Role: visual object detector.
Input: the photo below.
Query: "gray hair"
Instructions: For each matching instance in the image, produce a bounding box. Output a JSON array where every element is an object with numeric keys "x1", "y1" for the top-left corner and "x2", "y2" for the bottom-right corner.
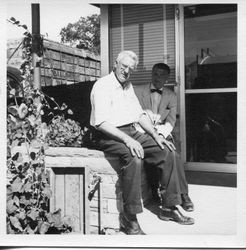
[{"x1": 115, "y1": 50, "x2": 139, "y2": 68}]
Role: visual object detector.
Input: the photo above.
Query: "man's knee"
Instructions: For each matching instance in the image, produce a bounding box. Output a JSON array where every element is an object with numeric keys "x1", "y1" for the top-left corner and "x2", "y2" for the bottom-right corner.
[{"x1": 121, "y1": 153, "x2": 142, "y2": 172}]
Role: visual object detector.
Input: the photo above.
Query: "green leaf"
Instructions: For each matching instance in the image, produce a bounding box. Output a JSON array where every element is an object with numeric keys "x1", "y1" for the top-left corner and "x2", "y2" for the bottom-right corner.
[
  {"x1": 15, "y1": 132, "x2": 23, "y2": 139},
  {"x1": 17, "y1": 153, "x2": 23, "y2": 163},
  {"x1": 13, "y1": 195, "x2": 20, "y2": 207},
  {"x1": 67, "y1": 109, "x2": 73, "y2": 115},
  {"x1": 7, "y1": 221, "x2": 16, "y2": 234},
  {"x1": 23, "y1": 182, "x2": 32, "y2": 192},
  {"x1": 42, "y1": 185, "x2": 52, "y2": 198},
  {"x1": 22, "y1": 24, "x2": 28, "y2": 30},
  {"x1": 12, "y1": 139, "x2": 19, "y2": 147},
  {"x1": 8, "y1": 106, "x2": 18, "y2": 116},
  {"x1": 30, "y1": 152, "x2": 36, "y2": 160},
  {"x1": 61, "y1": 103, "x2": 68, "y2": 110},
  {"x1": 10, "y1": 17, "x2": 16, "y2": 22},
  {"x1": 62, "y1": 215, "x2": 75, "y2": 229},
  {"x1": 46, "y1": 209, "x2": 63, "y2": 228},
  {"x1": 17, "y1": 209, "x2": 26, "y2": 220},
  {"x1": 12, "y1": 152, "x2": 23, "y2": 163},
  {"x1": 12, "y1": 152, "x2": 19, "y2": 161},
  {"x1": 27, "y1": 115, "x2": 36, "y2": 126},
  {"x1": 22, "y1": 162, "x2": 30, "y2": 173},
  {"x1": 7, "y1": 200, "x2": 18, "y2": 214},
  {"x1": 38, "y1": 221, "x2": 50, "y2": 234},
  {"x1": 27, "y1": 208, "x2": 39, "y2": 221},
  {"x1": 6, "y1": 186, "x2": 13, "y2": 201},
  {"x1": 11, "y1": 177, "x2": 23, "y2": 192},
  {"x1": 9, "y1": 216, "x2": 23, "y2": 232},
  {"x1": 30, "y1": 198, "x2": 37, "y2": 205},
  {"x1": 26, "y1": 224, "x2": 36, "y2": 234},
  {"x1": 10, "y1": 89, "x2": 16, "y2": 96},
  {"x1": 19, "y1": 195, "x2": 31, "y2": 206},
  {"x1": 30, "y1": 139, "x2": 40, "y2": 148}
]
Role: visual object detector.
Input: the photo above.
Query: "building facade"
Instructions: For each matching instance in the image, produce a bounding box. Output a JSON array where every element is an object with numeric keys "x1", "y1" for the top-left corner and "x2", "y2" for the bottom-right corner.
[{"x1": 98, "y1": 3, "x2": 237, "y2": 175}]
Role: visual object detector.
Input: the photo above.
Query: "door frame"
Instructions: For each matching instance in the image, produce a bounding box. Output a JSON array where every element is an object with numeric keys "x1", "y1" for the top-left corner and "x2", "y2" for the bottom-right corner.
[{"x1": 175, "y1": 4, "x2": 237, "y2": 173}]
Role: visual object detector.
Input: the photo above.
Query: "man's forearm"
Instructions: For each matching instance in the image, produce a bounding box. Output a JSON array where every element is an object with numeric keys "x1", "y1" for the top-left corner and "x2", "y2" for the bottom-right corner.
[
  {"x1": 96, "y1": 121, "x2": 132, "y2": 144},
  {"x1": 138, "y1": 114, "x2": 159, "y2": 138}
]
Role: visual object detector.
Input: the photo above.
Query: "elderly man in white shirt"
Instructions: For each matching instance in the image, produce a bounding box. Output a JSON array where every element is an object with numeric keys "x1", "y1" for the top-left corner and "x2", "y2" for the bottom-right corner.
[{"x1": 90, "y1": 51, "x2": 194, "y2": 235}]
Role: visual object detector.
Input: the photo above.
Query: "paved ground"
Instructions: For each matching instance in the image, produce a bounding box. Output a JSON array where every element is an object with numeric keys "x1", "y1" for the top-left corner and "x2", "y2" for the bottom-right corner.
[{"x1": 137, "y1": 184, "x2": 237, "y2": 235}]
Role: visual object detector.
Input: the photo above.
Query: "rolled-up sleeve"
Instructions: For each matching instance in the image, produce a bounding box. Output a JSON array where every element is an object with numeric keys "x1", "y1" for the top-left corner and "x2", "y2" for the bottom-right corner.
[{"x1": 90, "y1": 82, "x2": 111, "y2": 127}]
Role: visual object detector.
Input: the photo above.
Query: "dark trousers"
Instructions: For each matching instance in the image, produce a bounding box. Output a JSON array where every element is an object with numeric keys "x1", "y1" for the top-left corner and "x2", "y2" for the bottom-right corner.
[{"x1": 95, "y1": 124, "x2": 188, "y2": 214}]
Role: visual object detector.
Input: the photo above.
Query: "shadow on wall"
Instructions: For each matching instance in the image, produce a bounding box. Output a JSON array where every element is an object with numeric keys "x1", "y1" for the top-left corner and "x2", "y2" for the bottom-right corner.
[{"x1": 42, "y1": 81, "x2": 96, "y2": 129}]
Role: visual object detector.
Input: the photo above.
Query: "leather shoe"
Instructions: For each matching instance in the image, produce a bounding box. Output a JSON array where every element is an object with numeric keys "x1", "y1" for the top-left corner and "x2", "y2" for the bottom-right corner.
[
  {"x1": 181, "y1": 193, "x2": 194, "y2": 212},
  {"x1": 158, "y1": 206, "x2": 194, "y2": 225},
  {"x1": 120, "y1": 213, "x2": 146, "y2": 235}
]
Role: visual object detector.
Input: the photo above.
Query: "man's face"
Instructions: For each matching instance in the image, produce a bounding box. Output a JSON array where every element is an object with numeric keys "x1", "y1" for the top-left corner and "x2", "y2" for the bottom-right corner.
[
  {"x1": 115, "y1": 56, "x2": 136, "y2": 84},
  {"x1": 152, "y1": 68, "x2": 169, "y2": 89}
]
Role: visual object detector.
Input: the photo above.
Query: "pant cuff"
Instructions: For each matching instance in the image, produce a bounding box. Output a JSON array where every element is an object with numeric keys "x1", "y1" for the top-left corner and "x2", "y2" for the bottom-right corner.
[
  {"x1": 161, "y1": 192, "x2": 182, "y2": 207},
  {"x1": 124, "y1": 204, "x2": 143, "y2": 214}
]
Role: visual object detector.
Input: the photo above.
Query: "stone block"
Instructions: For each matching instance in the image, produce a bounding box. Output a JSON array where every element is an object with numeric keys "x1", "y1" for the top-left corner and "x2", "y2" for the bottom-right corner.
[
  {"x1": 103, "y1": 213, "x2": 120, "y2": 229},
  {"x1": 107, "y1": 198, "x2": 123, "y2": 214}
]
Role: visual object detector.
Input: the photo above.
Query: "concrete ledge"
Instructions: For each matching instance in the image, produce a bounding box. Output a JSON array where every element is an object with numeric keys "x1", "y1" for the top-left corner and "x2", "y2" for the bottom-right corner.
[{"x1": 45, "y1": 147, "x2": 119, "y2": 175}]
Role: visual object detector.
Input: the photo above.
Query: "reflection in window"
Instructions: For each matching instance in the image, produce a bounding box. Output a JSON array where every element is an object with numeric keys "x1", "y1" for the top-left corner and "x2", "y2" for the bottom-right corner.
[
  {"x1": 184, "y1": 4, "x2": 237, "y2": 164},
  {"x1": 186, "y1": 93, "x2": 237, "y2": 163},
  {"x1": 184, "y1": 4, "x2": 237, "y2": 89}
]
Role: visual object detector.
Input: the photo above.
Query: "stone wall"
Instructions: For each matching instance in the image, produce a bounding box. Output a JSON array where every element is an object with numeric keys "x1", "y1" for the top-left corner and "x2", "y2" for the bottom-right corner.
[
  {"x1": 45, "y1": 147, "x2": 152, "y2": 234},
  {"x1": 45, "y1": 147, "x2": 123, "y2": 234}
]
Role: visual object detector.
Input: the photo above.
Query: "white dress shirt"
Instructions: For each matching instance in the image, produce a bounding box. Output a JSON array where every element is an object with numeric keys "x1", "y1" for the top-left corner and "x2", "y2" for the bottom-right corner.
[
  {"x1": 90, "y1": 72, "x2": 144, "y2": 127},
  {"x1": 150, "y1": 83, "x2": 162, "y2": 114},
  {"x1": 150, "y1": 83, "x2": 173, "y2": 138}
]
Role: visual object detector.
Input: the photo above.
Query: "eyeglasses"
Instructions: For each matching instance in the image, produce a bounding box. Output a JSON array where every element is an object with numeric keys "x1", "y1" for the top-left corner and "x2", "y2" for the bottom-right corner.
[{"x1": 120, "y1": 63, "x2": 135, "y2": 73}]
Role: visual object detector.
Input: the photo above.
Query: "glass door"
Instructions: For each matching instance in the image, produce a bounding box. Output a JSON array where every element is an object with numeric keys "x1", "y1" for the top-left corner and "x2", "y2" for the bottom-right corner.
[{"x1": 178, "y1": 4, "x2": 237, "y2": 173}]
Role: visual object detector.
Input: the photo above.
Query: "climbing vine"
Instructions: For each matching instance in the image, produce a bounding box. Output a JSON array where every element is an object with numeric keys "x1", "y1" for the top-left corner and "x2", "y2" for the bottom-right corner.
[{"x1": 6, "y1": 17, "x2": 77, "y2": 234}]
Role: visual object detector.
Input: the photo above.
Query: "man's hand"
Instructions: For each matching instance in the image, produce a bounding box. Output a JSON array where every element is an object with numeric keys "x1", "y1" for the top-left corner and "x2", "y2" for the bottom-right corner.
[
  {"x1": 160, "y1": 137, "x2": 176, "y2": 152},
  {"x1": 151, "y1": 132, "x2": 164, "y2": 150},
  {"x1": 152, "y1": 132, "x2": 176, "y2": 152},
  {"x1": 123, "y1": 137, "x2": 144, "y2": 159},
  {"x1": 146, "y1": 110, "x2": 161, "y2": 125}
]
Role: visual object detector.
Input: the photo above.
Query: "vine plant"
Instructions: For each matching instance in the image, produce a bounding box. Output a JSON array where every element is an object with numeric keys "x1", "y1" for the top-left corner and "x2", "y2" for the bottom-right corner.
[{"x1": 7, "y1": 17, "x2": 76, "y2": 234}]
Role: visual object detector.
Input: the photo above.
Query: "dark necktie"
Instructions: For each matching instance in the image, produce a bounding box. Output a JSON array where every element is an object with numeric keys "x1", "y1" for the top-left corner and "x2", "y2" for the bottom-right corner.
[{"x1": 151, "y1": 88, "x2": 162, "y2": 95}]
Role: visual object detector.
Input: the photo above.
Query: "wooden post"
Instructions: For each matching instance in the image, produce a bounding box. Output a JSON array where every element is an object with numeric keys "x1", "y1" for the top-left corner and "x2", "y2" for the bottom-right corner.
[{"x1": 32, "y1": 4, "x2": 41, "y2": 89}]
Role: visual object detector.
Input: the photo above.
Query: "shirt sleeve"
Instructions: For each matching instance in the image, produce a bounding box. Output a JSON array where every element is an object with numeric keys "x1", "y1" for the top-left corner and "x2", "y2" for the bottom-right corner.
[
  {"x1": 90, "y1": 81, "x2": 111, "y2": 127},
  {"x1": 156, "y1": 122, "x2": 173, "y2": 138}
]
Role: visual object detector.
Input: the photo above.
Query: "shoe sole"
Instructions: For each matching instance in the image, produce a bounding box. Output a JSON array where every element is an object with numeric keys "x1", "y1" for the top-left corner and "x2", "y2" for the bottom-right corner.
[
  {"x1": 119, "y1": 225, "x2": 128, "y2": 235},
  {"x1": 158, "y1": 215, "x2": 195, "y2": 225},
  {"x1": 120, "y1": 222, "x2": 146, "y2": 235},
  {"x1": 182, "y1": 207, "x2": 194, "y2": 212}
]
